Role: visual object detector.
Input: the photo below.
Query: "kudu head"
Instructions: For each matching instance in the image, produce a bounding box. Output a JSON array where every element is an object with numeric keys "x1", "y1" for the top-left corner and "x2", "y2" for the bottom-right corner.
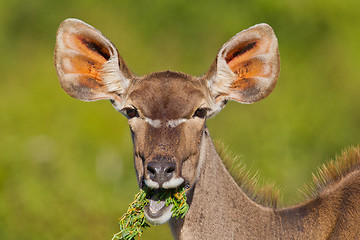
[{"x1": 54, "y1": 19, "x2": 280, "y2": 225}]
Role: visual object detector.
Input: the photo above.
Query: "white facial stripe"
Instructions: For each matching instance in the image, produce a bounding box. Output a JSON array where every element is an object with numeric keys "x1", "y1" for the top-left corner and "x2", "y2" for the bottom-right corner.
[
  {"x1": 167, "y1": 118, "x2": 187, "y2": 128},
  {"x1": 145, "y1": 179, "x2": 160, "y2": 189},
  {"x1": 144, "y1": 118, "x2": 187, "y2": 128},
  {"x1": 145, "y1": 118, "x2": 161, "y2": 128},
  {"x1": 162, "y1": 177, "x2": 184, "y2": 189}
]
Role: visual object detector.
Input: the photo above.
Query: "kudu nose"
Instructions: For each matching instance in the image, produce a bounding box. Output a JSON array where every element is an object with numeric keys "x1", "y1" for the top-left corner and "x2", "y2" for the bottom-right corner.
[{"x1": 146, "y1": 161, "x2": 176, "y2": 188}]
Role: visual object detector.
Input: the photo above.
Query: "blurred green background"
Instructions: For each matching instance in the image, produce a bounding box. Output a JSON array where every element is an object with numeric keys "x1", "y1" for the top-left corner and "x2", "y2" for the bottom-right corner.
[{"x1": 1, "y1": 0, "x2": 360, "y2": 239}]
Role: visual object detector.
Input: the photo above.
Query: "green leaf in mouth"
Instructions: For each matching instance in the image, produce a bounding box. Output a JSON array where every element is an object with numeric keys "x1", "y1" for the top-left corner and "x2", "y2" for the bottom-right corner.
[{"x1": 112, "y1": 187, "x2": 189, "y2": 240}]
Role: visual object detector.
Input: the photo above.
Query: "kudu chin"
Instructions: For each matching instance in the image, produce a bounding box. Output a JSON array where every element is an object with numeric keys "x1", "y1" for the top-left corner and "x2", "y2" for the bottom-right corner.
[{"x1": 55, "y1": 19, "x2": 360, "y2": 239}]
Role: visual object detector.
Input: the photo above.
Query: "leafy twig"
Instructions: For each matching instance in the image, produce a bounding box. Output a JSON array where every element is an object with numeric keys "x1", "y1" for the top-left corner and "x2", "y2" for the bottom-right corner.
[
  {"x1": 112, "y1": 187, "x2": 189, "y2": 240},
  {"x1": 112, "y1": 190, "x2": 150, "y2": 240}
]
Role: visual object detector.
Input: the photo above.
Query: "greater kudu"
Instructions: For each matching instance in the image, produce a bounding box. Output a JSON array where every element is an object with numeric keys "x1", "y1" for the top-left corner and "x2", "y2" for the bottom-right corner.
[{"x1": 54, "y1": 19, "x2": 360, "y2": 239}]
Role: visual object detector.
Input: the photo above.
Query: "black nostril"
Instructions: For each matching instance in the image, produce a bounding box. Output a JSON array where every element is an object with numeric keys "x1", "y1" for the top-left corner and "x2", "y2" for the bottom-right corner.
[
  {"x1": 147, "y1": 165, "x2": 156, "y2": 175},
  {"x1": 146, "y1": 160, "x2": 176, "y2": 187},
  {"x1": 166, "y1": 165, "x2": 175, "y2": 174}
]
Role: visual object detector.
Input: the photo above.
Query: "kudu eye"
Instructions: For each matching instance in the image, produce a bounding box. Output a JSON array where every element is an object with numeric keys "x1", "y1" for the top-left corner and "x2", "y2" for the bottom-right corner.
[
  {"x1": 124, "y1": 107, "x2": 139, "y2": 119},
  {"x1": 193, "y1": 108, "x2": 208, "y2": 119}
]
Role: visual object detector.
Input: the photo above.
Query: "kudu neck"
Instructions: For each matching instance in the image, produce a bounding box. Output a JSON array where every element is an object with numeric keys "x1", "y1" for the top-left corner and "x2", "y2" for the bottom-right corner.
[{"x1": 169, "y1": 128, "x2": 274, "y2": 239}]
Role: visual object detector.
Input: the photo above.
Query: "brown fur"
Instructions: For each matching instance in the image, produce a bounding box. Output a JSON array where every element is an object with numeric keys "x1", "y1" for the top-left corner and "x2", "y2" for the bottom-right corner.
[
  {"x1": 170, "y1": 132, "x2": 360, "y2": 240},
  {"x1": 302, "y1": 146, "x2": 360, "y2": 200},
  {"x1": 216, "y1": 140, "x2": 281, "y2": 208},
  {"x1": 218, "y1": 140, "x2": 360, "y2": 211},
  {"x1": 55, "y1": 19, "x2": 360, "y2": 239}
]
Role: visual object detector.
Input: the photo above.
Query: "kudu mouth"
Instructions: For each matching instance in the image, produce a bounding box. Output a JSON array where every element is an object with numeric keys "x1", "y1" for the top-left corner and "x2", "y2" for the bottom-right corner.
[
  {"x1": 138, "y1": 134, "x2": 202, "y2": 224},
  {"x1": 142, "y1": 178, "x2": 189, "y2": 225},
  {"x1": 143, "y1": 189, "x2": 174, "y2": 225}
]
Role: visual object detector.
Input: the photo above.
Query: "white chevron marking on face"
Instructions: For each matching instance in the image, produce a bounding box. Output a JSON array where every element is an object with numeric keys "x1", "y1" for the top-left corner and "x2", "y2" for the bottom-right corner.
[
  {"x1": 145, "y1": 118, "x2": 162, "y2": 128},
  {"x1": 144, "y1": 118, "x2": 187, "y2": 128},
  {"x1": 167, "y1": 118, "x2": 187, "y2": 128}
]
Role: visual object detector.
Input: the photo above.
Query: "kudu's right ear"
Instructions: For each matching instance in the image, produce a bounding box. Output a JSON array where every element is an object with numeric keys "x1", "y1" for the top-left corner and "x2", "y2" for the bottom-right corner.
[
  {"x1": 204, "y1": 23, "x2": 280, "y2": 114},
  {"x1": 54, "y1": 18, "x2": 133, "y2": 102}
]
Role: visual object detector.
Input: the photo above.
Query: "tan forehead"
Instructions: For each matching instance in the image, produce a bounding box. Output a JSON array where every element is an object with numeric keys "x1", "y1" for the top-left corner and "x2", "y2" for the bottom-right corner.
[{"x1": 129, "y1": 72, "x2": 206, "y2": 119}]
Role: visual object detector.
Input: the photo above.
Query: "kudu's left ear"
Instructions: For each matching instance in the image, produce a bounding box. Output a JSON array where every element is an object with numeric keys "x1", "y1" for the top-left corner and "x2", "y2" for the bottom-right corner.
[
  {"x1": 54, "y1": 18, "x2": 133, "y2": 102},
  {"x1": 205, "y1": 23, "x2": 280, "y2": 107}
]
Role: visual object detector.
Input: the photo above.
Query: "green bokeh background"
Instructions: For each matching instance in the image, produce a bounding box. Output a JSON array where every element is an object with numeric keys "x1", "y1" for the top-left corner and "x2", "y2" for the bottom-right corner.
[{"x1": 1, "y1": 0, "x2": 360, "y2": 239}]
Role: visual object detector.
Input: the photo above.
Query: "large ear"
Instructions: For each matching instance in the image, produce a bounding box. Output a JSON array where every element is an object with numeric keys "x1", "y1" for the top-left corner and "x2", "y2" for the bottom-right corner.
[
  {"x1": 205, "y1": 23, "x2": 280, "y2": 107},
  {"x1": 54, "y1": 18, "x2": 133, "y2": 102}
]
